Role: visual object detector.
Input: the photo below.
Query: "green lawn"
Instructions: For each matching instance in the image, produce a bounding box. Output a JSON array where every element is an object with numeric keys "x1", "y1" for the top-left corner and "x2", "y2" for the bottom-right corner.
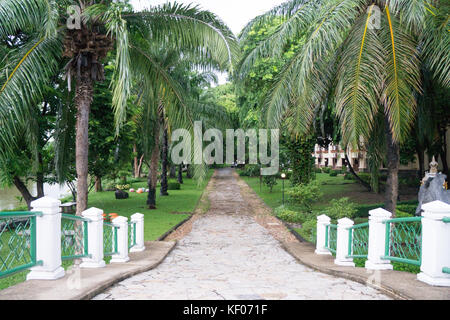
[
  {"x1": 87, "y1": 171, "x2": 213, "y2": 241},
  {"x1": 0, "y1": 170, "x2": 213, "y2": 291}
]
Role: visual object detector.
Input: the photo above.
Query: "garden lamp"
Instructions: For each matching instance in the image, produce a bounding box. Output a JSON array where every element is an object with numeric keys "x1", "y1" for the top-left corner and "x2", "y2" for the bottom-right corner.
[{"x1": 281, "y1": 173, "x2": 287, "y2": 205}]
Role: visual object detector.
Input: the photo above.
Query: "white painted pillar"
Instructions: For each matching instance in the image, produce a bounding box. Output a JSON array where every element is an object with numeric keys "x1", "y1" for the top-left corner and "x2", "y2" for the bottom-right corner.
[
  {"x1": 130, "y1": 213, "x2": 145, "y2": 253},
  {"x1": 335, "y1": 218, "x2": 355, "y2": 267},
  {"x1": 110, "y1": 216, "x2": 130, "y2": 263},
  {"x1": 365, "y1": 208, "x2": 393, "y2": 270},
  {"x1": 27, "y1": 197, "x2": 65, "y2": 280},
  {"x1": 80, "y1": 207, "x2": 106, "y2": 268},
  {"x1": 315, "y1": 214, "x2": 332, "y2": 255},
  {"x1": 417, "y1": 201, "x2": 450, "y2": 287}
]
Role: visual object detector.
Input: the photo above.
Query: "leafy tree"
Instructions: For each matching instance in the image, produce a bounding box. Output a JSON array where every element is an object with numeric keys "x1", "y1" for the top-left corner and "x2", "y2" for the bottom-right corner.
[
  {"x1": 1, "y1": 0, "x2": 238, "y2": 216},
  {"x1": 239, "y1": 0, "x2": 449, "y2": 215}
]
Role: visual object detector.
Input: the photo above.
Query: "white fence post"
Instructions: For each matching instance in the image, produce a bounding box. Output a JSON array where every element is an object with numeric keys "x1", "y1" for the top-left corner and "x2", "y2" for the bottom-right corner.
[
  {"x1": 27, "y1": 197, "x2": 65, "y2": 280},
  {"x1": 335, "y1": 218, "x2": 355, "y2": 266},
  {"x1": 130, "y1": 213, "x2": 145, "y2": 253},
  {"x1": 80, "y1": 207, "x2": 106, "y2": 268},
  {"x1": 315, "y1": 214, "x2": 331, "y2": 255},
  {"x1": 417, "y1": 201, "x2": 450, "y2": 286},
  {"x1": 110, "y1": 216, "x2": 130, "y2": 263},
  {"x1": 365, "y1": 208, "x2": 393, "y2": 270}
]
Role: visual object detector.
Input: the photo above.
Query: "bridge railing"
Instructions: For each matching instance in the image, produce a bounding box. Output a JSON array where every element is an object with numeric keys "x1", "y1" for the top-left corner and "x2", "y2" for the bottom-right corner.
[
  {"x1": 0, "y1": 197, "x2": 145, "y2": 282},
  {"x1": 315, "y1": 201, "x2": 450, "y2": 287}
]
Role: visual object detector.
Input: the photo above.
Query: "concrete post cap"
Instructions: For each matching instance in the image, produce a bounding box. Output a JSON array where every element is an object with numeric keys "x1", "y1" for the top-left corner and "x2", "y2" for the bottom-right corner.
[
  {"x1": 317, "y1": 214, "x2": 331, "y2": 222},
  {"x1": 338, "y1": 217, "x2": 354, "y2": 226},
  {"x1": 369, "y1": 208, "x2": 392, "y2": 218},
  {"x1": 112, "y1": 216, "x2": 128, "y2": 224},
  {"x1": 82, "y1": 207, "x2": 104, "y2": 218},
  {"x1": 131, "y1": 213, "x2": 144, "y2": 220},
  {"x1": 422, "y1": 201, "x2": 450, "y2": 214},
  {"x1": 31, "y1": 196, "x2": 61, "y2": 208}
]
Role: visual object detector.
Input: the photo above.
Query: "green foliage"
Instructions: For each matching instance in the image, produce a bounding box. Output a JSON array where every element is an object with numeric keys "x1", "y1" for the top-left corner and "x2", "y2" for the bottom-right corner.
[
  {"x1": 274, "y1": 206, "x2": 302, "y2": 223},
  {"x1": 296, "y1": 219, "x2": 317, "y2": 243},
  {"x1": 329, "y1": 171, "x2": 338, "y2": 177},
  {"x1": 239, "y1": 165, "x2": 261, "y2": 177},
  {"x1": 321, "y1": 167, "x2": 331, "y2": 174},
  {"x1": 263, "y1": 176, "x2": 278, "y2": 193},
  {"x1": 287, "y1": 181, "x2": 323, "y2": 212},
  {"x1": 283, "y1": 134, "x2": 315, "y2": 186},
  {"x1": 396, "y1": 204, "x2": 418, "y2": 216},
  {"x1": 325, "y1": 197, "x2": 358, "y2": 220},
  {"x1": 168, "y1": 182, "x2": 181, "y2": 190}
]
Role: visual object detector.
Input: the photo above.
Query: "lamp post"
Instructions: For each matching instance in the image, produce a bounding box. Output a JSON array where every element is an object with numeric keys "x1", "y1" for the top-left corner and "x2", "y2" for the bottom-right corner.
[{"x1": 281, "y1": 173, "x2": 287, "y2": 205}]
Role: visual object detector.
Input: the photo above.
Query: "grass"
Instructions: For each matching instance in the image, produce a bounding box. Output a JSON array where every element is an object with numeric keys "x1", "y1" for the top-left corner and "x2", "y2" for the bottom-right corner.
[{"x1": 0, "y1": 170, "x2": 213, "y2": 291}]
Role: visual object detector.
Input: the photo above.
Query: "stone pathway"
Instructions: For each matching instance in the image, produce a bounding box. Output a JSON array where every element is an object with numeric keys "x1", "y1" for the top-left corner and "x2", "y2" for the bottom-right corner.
[{"x1": 93, "y1": 169, "x2": 390, "y2": 300}]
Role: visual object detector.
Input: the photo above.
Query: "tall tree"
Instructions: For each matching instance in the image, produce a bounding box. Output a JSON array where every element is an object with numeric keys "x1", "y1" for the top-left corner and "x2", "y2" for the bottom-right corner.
[
  {"x1": 239, "y1": 0, "x2": 449, "y2": 215},
  {"x1": 0, "y1": 0, "x2": 238, "y2": 216}
]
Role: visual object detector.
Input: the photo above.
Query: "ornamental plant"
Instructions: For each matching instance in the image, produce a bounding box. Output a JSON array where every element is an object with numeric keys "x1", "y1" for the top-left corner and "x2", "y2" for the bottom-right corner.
[{"x1": 287, "y1": 181, "x2": 323, "y2": 212}]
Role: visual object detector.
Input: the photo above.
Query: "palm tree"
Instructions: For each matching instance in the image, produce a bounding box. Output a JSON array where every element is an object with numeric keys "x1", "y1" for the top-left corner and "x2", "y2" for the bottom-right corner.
[
  {"x1": 0, "y1": 1, "x2": 238, "y2": 215},
  {"x1": 239, "y1": 0, "x2": 449, "y2": 214},
  {"x1": 134, "y1": 44, "x2": 234, "y2": 209}
]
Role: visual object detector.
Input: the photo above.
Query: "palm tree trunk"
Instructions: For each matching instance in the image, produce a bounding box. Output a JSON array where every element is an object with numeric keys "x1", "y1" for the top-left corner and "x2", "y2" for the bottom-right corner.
[
  {"x1": 147, "y1": 119, "x2": 160, "y2": 209},
  {"x1": 178, "y1": 164, "x2": 184, "y2": 184},
  {"x1": 75, "y1": 69, "x2": 93, "y2": 216},
  {"x1": 345, "y1": 154, "x2": 372, "y2": 192},
  {"x1": 384, "y1": 116, "x2": 400, "y2": 216},
  {"x1": 36, "y1": 152, "x2": 45, "y2": 198},
  {"x1": 133, "y1": 144, "x2": 139, "y2": 178},
  {"x1": 95, "y1": 176, "x2": 103, "y2": 192},
  {"x1": 169, "y1": 165, "x2": 176, "y2": 179},
  {"x1": 13, "y1": 176, "x2": 35, "y2": 210},
  {"x1": 160, "y1": 115, "x2": 169, "y2": 196}
]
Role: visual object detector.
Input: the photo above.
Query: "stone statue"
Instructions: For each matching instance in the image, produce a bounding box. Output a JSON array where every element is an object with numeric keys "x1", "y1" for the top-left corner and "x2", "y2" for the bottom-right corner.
[{"x1": 416, "y1": 157, "x2": 450, "y2": 215}]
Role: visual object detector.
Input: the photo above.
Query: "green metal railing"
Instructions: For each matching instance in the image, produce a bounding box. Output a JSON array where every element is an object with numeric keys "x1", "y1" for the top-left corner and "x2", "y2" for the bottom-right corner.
[
  {"x1": 128, "y1": 221, "x2": 136, "y2": 249},
  {"x1": 104, "y1": 223, "x2": 119, "y2": 256},
  {"x1": 325, "y1": 224, "x2": 337, "y2": 254},
  {"x1": 347, "y1": 222, "x2": 369, "y2": 259},
  {"x1": 0, "y1": 212, "x2": 43, "y2": 278},
  {"x1": 443, "y1": 219, "x2": 450, "y2": 274},
  {"x1": 61, "y1": 214, "x2": 90, "y2": 261},
  {"x1": 382, "y1": 217, "x2": 423, "y2": 266}
]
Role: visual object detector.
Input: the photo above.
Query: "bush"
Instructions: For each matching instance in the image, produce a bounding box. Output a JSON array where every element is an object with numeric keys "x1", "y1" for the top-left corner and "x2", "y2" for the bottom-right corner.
[
  {"x1": 168, "y1": 182, "x2": 181, "y2": 190},
  {"x1": 325, "y1": 197, "x2": 358, "y2": 220},
  {"x1": 322, "y1": 167, "x2": 331, "y2": 174},
  {"x1": 396, "y1": 204, "x2": 418, "y2": 216},
  {"x1": 263, "y1": 176, "x2": 278, "y2": 192},
  {"x1": 274, "y1": 206, "x2": 304, "y2": 223},
  {"x1": 298, "y1": 219, "x2": 317, "y2": 243},
  {"x1": 287, "y1": 181, "x2": 323, "y2": 212},
  {"x1": 314, "y1": 168, "x2": 322, "y2": 173},
  {"x1": 239, "y1": 165, "x2": 261, "y2": 177},
  {"x1": 329, "y1": 171, "x2": 338, "y2": 177},
  {"x1": 344, "y1": 173, "x2": 355, "y2": 180}
]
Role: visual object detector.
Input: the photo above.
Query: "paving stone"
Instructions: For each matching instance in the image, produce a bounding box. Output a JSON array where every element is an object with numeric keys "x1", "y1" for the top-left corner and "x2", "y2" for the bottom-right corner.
[{"x1": 94, "y1": 169, "x2": 390, "y2": 300}]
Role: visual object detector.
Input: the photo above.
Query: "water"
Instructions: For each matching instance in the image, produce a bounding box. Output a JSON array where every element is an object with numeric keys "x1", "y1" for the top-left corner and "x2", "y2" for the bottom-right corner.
[{"x1": 0, "y1": 182, "x2": 71, "y2": 211}]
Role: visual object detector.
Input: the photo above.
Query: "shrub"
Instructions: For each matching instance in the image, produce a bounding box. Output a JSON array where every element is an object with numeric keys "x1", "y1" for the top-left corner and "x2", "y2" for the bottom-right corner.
[
  {"x1": 314, "y1": 168, "x2": 322, "y2": 174},
  {"x1": 322, "y1": 167, "x2": 331, "y2": 174},
  {"x1": 298, "y1": 219, "x2": 317, "y2": 243},
  {"x1": 168, "y1": 182, "x2": 181, "y2": 190},
  {"x1": 329, "y1": 171, "x2": 338, "y2": 177},
  {"x1": 344, "y1": 173, "x2": 355, "y2": 180},
  {"x1": 287, "y1": 181, "x2": 323, "y2": 212},
  {"x1": 274, "y1": 206, "x2": 303, "y2": 223},
  {"x1": 325, "y1": 197, "x2": 358, "y2": 220},
  {"x1": 263, "y1": 176, "x2": 278, "y2": 192},
  {"x1": 396, "y1": 204, "x2": 418, "y2": 216},
  {"x1": 239, "y1": 165, "x2": 261, "y2": 177}
]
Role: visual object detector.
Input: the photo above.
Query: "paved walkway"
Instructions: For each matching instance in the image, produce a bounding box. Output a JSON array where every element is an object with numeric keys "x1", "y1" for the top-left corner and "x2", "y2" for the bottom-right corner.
[{"x1": 94, "y1": 169, "x2": 390, "y2": 300}]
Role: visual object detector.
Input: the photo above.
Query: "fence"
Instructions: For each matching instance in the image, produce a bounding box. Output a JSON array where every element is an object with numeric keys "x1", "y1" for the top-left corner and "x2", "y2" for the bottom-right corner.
[
  {"x1": 103, "y1": 222, "x2": 119, "y2": 257},
  {"x1": 0, "y1": 197, "x2": 145, "y2": 281},
  {"x1": 0, "y1": 212, "x2": 42, "y2": 279},
  {"x1": 347, "y1": 222, "x2": 369, "y2": 259},
  {"x1": 61, "y1": 214, "x2": 90, "y2": 261},
  {"x1": 382, "y1": 217, "x2": 422, "y2": 266},
  {"x1": 325, "y1": 224, "x2": 337, "y2": 254},
  {"x1": 315, "y1": 200, "x2": 450, "y2": 287}
]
